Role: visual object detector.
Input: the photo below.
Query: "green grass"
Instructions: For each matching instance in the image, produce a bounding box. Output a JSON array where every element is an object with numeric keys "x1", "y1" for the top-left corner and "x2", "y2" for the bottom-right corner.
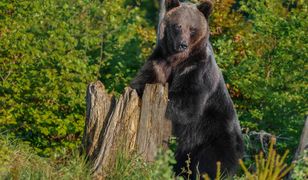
[
  {"x1": 105, "y1": 149, "x2": 175, "y2": 180},
  {"x1": 2, "y1": 134, "x2": 305, "y2": 180},
  {"x1": 0, "y1": 135, "x2": 92, "y2": 180},
  {"x1": 0, "y1": 134, "x2": 175, "y2": 180}
]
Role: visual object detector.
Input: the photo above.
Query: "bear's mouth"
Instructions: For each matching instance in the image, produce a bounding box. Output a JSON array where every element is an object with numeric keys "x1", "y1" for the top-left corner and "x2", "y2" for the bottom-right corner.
[{"x1": 173, "y1": 42, "x2": 188, "y2": 53}]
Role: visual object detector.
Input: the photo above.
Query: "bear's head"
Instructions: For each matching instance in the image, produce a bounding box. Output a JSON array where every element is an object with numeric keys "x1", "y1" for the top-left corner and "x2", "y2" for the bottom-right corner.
[{"x1": 159, "y1": 0, "x2": 213, "y2": 60}]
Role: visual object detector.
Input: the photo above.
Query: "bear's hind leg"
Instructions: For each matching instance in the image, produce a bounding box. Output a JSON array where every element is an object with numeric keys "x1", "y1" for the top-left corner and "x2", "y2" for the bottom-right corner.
[{"x1": 192, "y1": 139, "x2": 239, "y2": 179}]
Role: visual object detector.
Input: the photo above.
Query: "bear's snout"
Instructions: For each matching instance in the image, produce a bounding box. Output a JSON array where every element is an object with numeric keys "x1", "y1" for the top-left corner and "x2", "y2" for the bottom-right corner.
[
  {"x1": 178, "y1": 40, "x2": 188, "y2": 51},
  {"x1": 174, "y1": 40, "x2": 188, "y2": 52}
]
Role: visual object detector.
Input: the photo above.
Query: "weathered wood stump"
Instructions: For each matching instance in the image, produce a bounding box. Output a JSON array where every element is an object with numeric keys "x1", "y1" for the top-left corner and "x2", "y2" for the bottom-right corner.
[{"x1": 82, "y1": 81, "x2": 171, "y2": 179}]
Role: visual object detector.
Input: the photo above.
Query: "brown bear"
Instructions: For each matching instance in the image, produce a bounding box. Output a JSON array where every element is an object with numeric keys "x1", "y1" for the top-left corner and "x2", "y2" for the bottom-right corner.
[{"x1": 130, "y1": 0, "x2": 244, "y2": 179}]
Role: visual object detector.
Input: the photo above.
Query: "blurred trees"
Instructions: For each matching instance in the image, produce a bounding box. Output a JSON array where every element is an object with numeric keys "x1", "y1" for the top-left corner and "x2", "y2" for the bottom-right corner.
[
  {"x1": 0, "y1": 0, "x2": 306, "y2": 155},
  {"x1": 212, "y1": 0, "x2": 307, "y2": 150},
  {"x1": 99, "y1": 0, "x2": 156, "y2": 94},
  {"x1": 0, "y1": 0, "x2": 157, "y2": 155},
  {"x1": 0, "y1": 0, "x2": 105, "y2": 155}
]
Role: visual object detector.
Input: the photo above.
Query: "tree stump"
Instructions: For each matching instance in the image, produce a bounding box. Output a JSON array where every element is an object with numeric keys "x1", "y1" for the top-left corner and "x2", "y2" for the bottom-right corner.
[
  {"x1": 137, "y1": 83, "x2": 171, "y2": 161},
  {"x1": 82, "y1": 81, "x2": 171, "y2": 179}
]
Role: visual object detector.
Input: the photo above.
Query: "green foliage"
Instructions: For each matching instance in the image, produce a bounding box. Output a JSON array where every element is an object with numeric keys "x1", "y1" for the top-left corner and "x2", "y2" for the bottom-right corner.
[
  {"x1": 151, "y1": 149, "x2": 177, "y2": 179},
  {"x1": 0, "y1": 134, "x2": 299, "y2": 180},
  {"x1": 0, "y1": 134, "x2": 92, "y2": 179},
  {"x1": 0, "y1": 0, "x2": 306, "y2": 162},
  {"x1": 0, "y1": 0, "x2": 107, "y2": 155},
  {"x1": 105, "y1": 149, "x2": 175, "y2": 180},
  {"x1": 292, "y1": 150, "x2": 308, "y2": 180},
  {"x1": 212, "y1": 0, "x2": 307, "y2": 151},
  {"x1": 99, "y1": 0, "x2": 156, "y2": 94},
  {"x1": 0, "y1": 0, "x2": 157, "y2": 156},
  {"x1": 239, "y1": 137, "x2": 294, "y2": 179}
]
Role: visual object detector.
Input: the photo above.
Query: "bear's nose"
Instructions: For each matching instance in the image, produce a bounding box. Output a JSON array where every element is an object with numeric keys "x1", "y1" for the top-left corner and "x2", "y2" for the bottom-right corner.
[{"x1": 179, "y1": 41, "x2": 188, "y2": 50}]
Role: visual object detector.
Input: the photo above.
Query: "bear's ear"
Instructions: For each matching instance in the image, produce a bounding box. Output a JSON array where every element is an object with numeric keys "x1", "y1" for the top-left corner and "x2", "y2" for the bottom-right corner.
[
  {"x1": 197, "y1": 0, "x2": 213, "y2": 20},
  {"x1": 165, "y1": 0, "x2": 180, "y2": 11}
]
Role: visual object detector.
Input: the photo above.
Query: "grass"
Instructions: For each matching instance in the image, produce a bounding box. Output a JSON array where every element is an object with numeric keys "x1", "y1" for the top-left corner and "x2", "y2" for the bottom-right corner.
[
  {"x1": 238, "y1": 137, "x2": 295, "y2": 180},
  {"x1": 0, "y1": 134, "x2": 175, "y2": 180},
  {"x1": 0, "y1": 135, "x2": 92, "y2": 180},
  {"x1": 105, "y1": 149, "x2": 175, "y2": 180},
  {"x1": 0, "y1": 135, "x2": 301, "y2": 180}
]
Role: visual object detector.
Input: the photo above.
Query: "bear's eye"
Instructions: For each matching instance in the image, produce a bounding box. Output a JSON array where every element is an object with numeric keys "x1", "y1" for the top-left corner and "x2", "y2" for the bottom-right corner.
[
  {"x1": 174, "y1": 24, "x2": 181, "y2": 32},
  {"x1": 190, "y1": 27, "x2": 197, "y2": 36}
]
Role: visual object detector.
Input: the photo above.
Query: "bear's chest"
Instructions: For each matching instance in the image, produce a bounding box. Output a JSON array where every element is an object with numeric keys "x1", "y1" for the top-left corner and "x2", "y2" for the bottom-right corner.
[{"x1": 169, "y1": 62, "x2": 206, "y2": 92}]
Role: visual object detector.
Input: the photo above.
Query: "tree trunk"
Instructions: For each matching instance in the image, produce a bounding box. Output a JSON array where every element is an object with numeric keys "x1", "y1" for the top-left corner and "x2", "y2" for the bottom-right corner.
[
  {"x1": 286, "y1": 117, "x2": 308, "y2": 180},
  {"x1": 82, "y1": 81, "x2": 171, "y2": 179},
  {"x1": 294, "y1": 117, "x2": 308, "y2": 160}
]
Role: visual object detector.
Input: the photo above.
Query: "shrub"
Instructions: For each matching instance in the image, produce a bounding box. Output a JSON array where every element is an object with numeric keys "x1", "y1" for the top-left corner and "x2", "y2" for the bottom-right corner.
[
  {"x1": 239, "y1": 137, "x2": 294, "y2": 179},
  {"x1": 105, "y1": 149, "x2": 175, "y2": 180},
  {"x1": 0, "y1": 0, "x2": 104, "y2": 155},
  {"x1": 212, "y1": 0, "x2": 307, "y2": 152},
  {"x1": 292, "y1": 150, "x2": 308, "y2": 180}
]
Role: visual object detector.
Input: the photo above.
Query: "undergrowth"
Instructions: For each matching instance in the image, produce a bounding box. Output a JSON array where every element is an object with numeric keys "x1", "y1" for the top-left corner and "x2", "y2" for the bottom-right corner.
[
  {"x1": 0, "y1": 135, "x2": 91, "y2": 180},
  {"x1": 292, "y1": 150, "x2": 308, "y2": 180},
  {"x1": 105, "y1": 149, "x2": 175, "y2": 180},
  {"x1": 1, "y1": 134, "x2": 306, "y2": 180}
]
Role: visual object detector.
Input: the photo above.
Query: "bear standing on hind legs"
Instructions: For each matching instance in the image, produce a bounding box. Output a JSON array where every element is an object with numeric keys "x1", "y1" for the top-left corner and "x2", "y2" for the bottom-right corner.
[{"x1": 130, "y1": 0, "x2": 244, "y2": 179}]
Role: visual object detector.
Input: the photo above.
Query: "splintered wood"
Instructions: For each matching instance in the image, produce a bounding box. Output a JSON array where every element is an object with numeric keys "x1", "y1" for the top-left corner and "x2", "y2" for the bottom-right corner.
[
  {"x1": 137, "y1": 84, "x2": 171, "y2": 161},
  {"x1": 82, "y1": 81, "x2": 171, "y2": 178}
]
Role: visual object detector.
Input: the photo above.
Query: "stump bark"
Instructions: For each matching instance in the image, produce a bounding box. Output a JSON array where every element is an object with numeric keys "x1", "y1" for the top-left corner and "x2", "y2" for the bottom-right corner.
[{"x1": 82, "y1": 81, "x2": 171, "y2": 179}]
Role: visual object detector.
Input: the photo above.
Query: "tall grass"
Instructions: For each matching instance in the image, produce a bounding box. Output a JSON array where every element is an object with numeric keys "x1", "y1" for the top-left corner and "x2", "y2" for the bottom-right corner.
[
  {"x1": 105, "y1": 149, "x2": 175, "y2": 180},
  {"x1": 1, "y1": 135, "x2": 300, "y2": 180},
  {"x1": 0, "y1": 135, "x2": 92, "y2": 180},
  {"x1": 238, "y1": 137, "x2": 294, "y2": 180}
]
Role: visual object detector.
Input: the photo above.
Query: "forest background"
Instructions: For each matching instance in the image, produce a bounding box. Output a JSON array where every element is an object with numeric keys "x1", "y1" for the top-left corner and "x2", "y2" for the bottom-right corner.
[{"x1": 0, "y1": 0, "x2": 307, "y2": 178}]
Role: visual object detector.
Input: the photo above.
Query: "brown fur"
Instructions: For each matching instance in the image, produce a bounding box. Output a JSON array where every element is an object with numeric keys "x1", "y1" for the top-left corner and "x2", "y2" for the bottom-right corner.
[{"x1": 130, "y1": 1, "x2": 244, "y2": 178}]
